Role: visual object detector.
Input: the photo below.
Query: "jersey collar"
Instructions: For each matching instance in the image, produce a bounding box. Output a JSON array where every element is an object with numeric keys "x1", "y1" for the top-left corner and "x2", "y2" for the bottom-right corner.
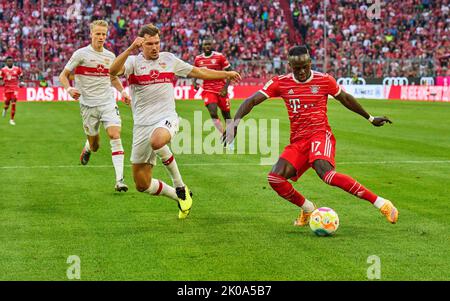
[{"x1": 292, "y1": 71, "x2": 314, "y2": 84}]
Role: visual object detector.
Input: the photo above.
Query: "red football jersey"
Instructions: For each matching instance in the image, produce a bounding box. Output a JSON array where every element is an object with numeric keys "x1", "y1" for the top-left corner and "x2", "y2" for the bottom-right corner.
[
  {"x1": 259, "y1": 71, "x2": 342, "y2": 143},
  {"x1": 0, "y1": 66, "x2": 22, "y2": 93},
  {"x1": 194, "y1": 51, "x2": 230, "y2": 93}
]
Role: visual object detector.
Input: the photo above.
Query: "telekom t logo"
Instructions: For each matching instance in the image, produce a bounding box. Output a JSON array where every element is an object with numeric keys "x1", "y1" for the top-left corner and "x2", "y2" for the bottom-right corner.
[{"x1": 289, "y1": 98, "x2": 301, "y2": 113}]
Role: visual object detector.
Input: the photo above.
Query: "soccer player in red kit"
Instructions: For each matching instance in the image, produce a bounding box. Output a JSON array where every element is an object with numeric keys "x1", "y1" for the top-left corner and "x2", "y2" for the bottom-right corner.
[
  {"x1": 225, "y1": 46, "x2": 399, "y2": 226},
  {"x1": 193, "y1": 37, "x2": 234, "y2": 148},
  {"x1": 0, "y1": 57, "x2": 24, "y2": 125}
]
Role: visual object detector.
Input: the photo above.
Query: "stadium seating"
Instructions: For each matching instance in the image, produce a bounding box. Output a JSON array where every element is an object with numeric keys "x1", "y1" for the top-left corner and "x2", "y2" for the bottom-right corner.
[{"x1": 0, "y1": 0, "x2": 448, "y2": 84}]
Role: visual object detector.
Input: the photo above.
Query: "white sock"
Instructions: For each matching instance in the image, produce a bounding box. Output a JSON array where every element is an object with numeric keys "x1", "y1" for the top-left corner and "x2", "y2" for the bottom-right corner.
[
  {"x1": 154, "y1": 145, "x2": 184, "y2": 188},
  {"x1": 373, "y1": 197, "x2": 387, "y2": 209},
  {"x1": 145, "y1": 178, "x2": 178, "y2": 201},
  {"x1": 110, "y1": 139, "x2": 124, "y2": 182},
  {"x1": 301, "y1": 199, "x2": 315, "y2": 212},
  {"x1": 84, "y1": 140, "x2": 91, "y2": 152}
]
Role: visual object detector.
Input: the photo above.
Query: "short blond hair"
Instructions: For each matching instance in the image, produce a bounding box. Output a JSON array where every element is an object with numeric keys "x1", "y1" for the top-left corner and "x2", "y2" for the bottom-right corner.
[{"x1": 90, "y1": 20, "x2": 109, "y2": 32}]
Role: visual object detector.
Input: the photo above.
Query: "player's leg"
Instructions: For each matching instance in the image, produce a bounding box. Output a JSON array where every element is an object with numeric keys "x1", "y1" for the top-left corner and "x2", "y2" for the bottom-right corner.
[
  {"x1": 9, "y1": 99, "x2": 16, "y2": 125},
  {"x1": 132, "y1": 127, "x2": 191, "y2": 219},
  {"x1": 267, "y1": 142, "x2": 316, "y2": 226},
  {"x1": 203, "y1": 91, "x2": 224, "y2": 134},
  {"x1": 206, "y1": 103, "x2": 224, "y2": 134},
  {"x1": 150, "y1": 121, "x2": 192, "y2": 203},
  {"x1": 218, "y1": 97, "x2": 234, "y2": 150},
  {"x1": 311, "y1": 131, "x2": 398, "y2": 223},
  {"x1": 106, "y1": 125, "x2": 127, "y2": 192},
  {"x1": 3, "y1": 93, "x2": 10, "y2": 117},
  {"x1": 102, "y1": 103, "x2": 127, "y2": 191},
  {"x1": 9, "y1": 92, "x2": 17, "y2": 124},
  {"x1": 80, "y1": 134, "x2": 99, "y2": 165},
  {"x1": 79, "y1": 105, "x2": 101, "y2": 165},
  {"x1": 133, "y1": 163, "x2": 178, "y2": 201}
]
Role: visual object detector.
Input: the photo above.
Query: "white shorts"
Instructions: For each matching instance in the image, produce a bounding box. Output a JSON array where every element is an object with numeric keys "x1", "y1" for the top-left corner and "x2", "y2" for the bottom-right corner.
[
  {"x1": 80, "y1": 103, "x2": 122, "y2": 136},
  {"x1": 130, "y1": 116, "x2": 180, "y2": 165}
]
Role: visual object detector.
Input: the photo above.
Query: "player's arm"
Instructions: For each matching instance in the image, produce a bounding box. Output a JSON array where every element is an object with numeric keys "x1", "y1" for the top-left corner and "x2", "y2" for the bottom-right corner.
[
  {"x1": 110, "y1": 37, "x2": 144, "y2": 77},
  {"x1": 59, "y1": 68, "x2": 80, "y2": 99},
  {"x1": 222, "y1": 91, "x2": 268, "y2": 144},
  {"x1": 334, "y1": 90, "x2": 392, "y2": 127},
  {"x1": 110, "y1": 75, "x2": 131, "y2": 105},
  {"x1": 188, "y1": 66, "x2": 241, "y2": 82}
]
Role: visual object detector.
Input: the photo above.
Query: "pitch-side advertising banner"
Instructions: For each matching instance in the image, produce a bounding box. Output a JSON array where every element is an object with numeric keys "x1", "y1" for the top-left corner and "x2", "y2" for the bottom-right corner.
[{"x1": 0, "y1": 85, "x2": 449, "y2": 102}]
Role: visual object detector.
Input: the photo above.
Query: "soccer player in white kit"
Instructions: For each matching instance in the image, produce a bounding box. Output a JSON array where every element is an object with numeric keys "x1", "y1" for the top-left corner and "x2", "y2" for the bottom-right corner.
[
  {"x1": 110, "y1": 24, "x2": 241, "y2": 219},
  {"x1": 59, "y1": 20, "x2": 130, "y2": 192}
]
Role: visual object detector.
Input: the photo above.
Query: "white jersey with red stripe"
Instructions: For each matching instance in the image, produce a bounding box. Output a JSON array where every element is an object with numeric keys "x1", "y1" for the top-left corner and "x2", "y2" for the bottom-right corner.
[
  {"x1": 259, "y1": 71, "x2": 342, "y2": 143},
  {"x1": 64, "y1": 45, "x2": 116, "y2": 107},
  {"x1": 124, "y1": 52, "x2": 194, "y2": 126}
]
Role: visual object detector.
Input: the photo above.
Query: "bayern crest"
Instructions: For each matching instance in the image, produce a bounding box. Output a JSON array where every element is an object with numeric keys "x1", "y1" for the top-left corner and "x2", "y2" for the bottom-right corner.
[{"x1": 310, "y1": 85, "x2": 320, "y2": 94}]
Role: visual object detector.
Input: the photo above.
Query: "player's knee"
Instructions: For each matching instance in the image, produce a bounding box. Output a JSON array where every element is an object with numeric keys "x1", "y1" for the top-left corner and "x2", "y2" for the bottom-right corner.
[
  {"x1": 313, "y1": 161, "x2": 333, "y2": 181},
  {"x1": 109, "y1": 133, "x2": 120, "y2": 140},
  {"x1": 134, "y1": 177, "x2": 149, "y2": 192},
  {"x1": 136, "y1": 184, "x2": 148, "y2": 192},
  {"x1": 150, "y1": 140, "x2": 166, "y2": 150},
  {"x1": 267, "y1": 172, "x2": 286, "y2": 189}
]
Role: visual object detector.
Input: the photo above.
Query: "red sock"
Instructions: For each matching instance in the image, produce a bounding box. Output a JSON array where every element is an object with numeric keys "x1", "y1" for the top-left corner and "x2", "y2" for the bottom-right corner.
[
  {"x1": 323, "y1": 170, "x2": 378, "y2": 204},
  {"x1": 4, "y1": 99, "x2": 10, "y2": 110},
  {"x1": 267, "y1": 173, "x2": 305, "y2": 207},
  {"x1": 11, "y1": 102, "x2": 16, "y2": 120}
]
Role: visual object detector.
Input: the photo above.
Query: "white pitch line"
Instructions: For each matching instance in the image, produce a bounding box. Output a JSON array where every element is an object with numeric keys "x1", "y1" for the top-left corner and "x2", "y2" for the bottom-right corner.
[{"x1": 1, "y1": 160, "x2": 450, "y2": 169}]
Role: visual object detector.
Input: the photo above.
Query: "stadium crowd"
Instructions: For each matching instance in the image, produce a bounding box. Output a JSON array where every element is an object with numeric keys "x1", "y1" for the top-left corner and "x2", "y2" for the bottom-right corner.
[
  {"x1": 0, "y1": 0, "x2": 448, "y2": 84},
  {"x1": 290, "y1": 0, "x2": 449, "y2": 78}
]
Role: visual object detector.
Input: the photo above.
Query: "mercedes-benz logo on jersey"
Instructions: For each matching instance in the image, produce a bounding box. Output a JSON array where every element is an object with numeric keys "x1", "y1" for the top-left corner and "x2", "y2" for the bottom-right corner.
[
  {"x1": 96, "y1": 64, "x2": 105, "y2": 72},
  {"x1": 149, "y1": 69, "x2": 160, "y2": 79}
]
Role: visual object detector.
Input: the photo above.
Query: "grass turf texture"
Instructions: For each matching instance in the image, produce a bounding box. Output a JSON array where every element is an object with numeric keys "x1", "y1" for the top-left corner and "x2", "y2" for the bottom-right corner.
[{"x1": 0, "y1": 99, "x2": 449, "y2": 280}]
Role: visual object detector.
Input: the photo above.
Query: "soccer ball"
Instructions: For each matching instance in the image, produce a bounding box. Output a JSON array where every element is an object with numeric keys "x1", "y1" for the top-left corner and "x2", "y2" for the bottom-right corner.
[{"x1": 309, "y1": 207, "x2": 339, "y2": 236}]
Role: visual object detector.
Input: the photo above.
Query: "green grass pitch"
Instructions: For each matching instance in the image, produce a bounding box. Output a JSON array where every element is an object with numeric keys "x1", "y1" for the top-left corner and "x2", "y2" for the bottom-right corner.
[{"x1": 0, "y1": 98, "x2": 449, "y2": 280}]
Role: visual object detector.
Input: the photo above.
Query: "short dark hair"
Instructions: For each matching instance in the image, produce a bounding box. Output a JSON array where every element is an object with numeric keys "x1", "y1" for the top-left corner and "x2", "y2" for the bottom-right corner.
[
  {"x1": 288, "y1": 46, "x2": 309, "y2": 57},
  {"x1": 6, "y1": 56, "x2": 13, "y2": 61},
  {"x1": 138, "y1": 23, "x2": 160, "y2": 37}
]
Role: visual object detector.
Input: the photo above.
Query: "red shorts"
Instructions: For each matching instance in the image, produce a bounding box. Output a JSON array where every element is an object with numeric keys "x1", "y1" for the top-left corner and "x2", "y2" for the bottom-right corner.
[
  {"x1": 280, "y1": 130, "x2": 336, "y2": 181},
  {"x1": 4, "y1": 91, "x2": 17, "y2": 101},
  {"x1": 202, "y1": 91, "x2": 230, "y2": 112}
]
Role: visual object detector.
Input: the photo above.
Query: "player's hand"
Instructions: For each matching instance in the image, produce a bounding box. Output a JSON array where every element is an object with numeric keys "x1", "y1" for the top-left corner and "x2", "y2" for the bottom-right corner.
[
  {"x1": 226, "y1": 71, "x2": 241, "y2": 83},
  {"x1": 219, "y1": 87, "x2": 228, "y2": 97},
  {"x1": 67, "y1": 87, "x2": 81, "y2": 100},
  {"x1": 19, "y1": 82, "x2": 26, "y2": 87},
  {"x1": 130, "y1": 37, "x2": 145, "y2": 51},
  {"x1": 121, "y1": 90, "x2": 131, "y2": 105},
  {"x1": 371, "y1": 116, "x2": 392, "y2": 127}
]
